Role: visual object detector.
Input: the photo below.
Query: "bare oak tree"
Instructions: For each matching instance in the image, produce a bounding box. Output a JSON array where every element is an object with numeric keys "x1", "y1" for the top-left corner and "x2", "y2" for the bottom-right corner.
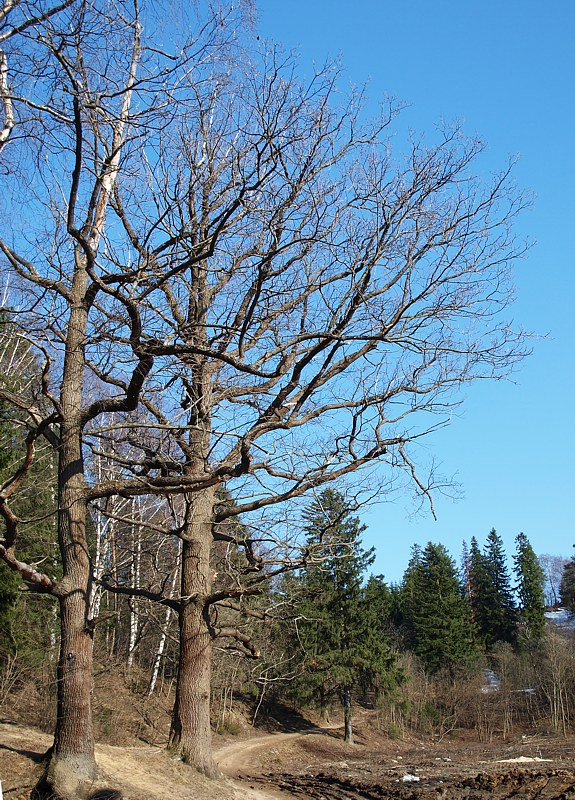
[
  {"x1": 0, "y1": 0, "x2": 527, "y2": 791},
  {"x1": 82, "y1": 37, "x2": 526, "y2": 775},
  {"x1": 0, "y1": 1, "x2": 247, "y2": 795}
]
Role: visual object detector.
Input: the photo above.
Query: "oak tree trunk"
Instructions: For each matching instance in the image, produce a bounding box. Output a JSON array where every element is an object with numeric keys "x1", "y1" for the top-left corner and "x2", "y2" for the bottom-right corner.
[
  {"x1": 168, "y1": 486, "x2": 219, "y2": 777},
  {"x1": 46, "y1": 575, "x2": 98, "y2": 798},
  {"x1": 35, "y1": 277, "x2": 100, "y2": 799}
]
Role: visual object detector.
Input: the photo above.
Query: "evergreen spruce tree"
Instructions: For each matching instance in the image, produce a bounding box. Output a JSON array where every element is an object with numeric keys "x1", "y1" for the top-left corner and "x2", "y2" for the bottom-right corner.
[
  {"x1": 391, "y1": 543, "x2": 422, "y2": 648},
  {"x1": 513, "y1": 531, "x2": 546, "y2": 644},
  {"x1": 467, "y1": 536, "x2": 492, "y2": 648},
  {"x1": 0, "y1": 317, "x2": 59, "y2": 673},
  {"x1": 559, "y1": 557, "x2": 575, "y2": 612},
  {"x1": 361, "y1": 575, "x2": 400, "y2": 696},
  {"x1": 400, "y1": 542, "x2": 478, "y2": 677},
  {"x1": 484, "y1": 528, "x2": 517, "y2": 646},
  {"x1": 460, "y1": 540, "x2": 471, "y2": 599},
  {"x1": 363, "y1": 574, "x2": 393, "y2": 627},
  {"x1": 469, "y1": 530, "x2": 517, "y2": 650},
  {"x1": 293, "y1": 489, "x2": 399, "y2": 743}
]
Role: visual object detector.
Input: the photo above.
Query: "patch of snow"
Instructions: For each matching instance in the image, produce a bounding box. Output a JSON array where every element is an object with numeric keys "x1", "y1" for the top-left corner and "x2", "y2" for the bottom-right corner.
[
  {"x1": 497, "y1": 756, "x2": 552, "y2": 763},
  {"x1": 402, "y1": 774, "x2": 421, "y2": 782},
  {"x1": 545, "y1": 609, "x2": 575, "y2": 630},
  {"x1": 481, "y1": 669, "x2": 501, "y2": 692}
]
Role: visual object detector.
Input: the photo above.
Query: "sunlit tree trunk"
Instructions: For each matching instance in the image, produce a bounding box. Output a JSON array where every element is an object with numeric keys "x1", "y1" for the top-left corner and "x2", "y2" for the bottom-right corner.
[
  {"x1": 342, "y1": 686, "x2": 353, "y2": 744},
  {"x1": 45, "y1": 266, "x2": 98, "y2": 798},
  {"x1": 168, "y1": 486, "x2": 218, "y2": 777}
]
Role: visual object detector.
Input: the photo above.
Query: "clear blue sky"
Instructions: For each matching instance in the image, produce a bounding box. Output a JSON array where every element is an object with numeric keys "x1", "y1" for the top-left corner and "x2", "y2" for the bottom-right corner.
[{"x1": 257, "y1": 1, "x2": 575, "y2": 583}]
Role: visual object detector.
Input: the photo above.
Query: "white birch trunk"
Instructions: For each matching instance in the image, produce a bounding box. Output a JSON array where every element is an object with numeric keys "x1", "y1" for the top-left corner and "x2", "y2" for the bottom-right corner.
[
  {"x1": 148, "y1": 562, "x2": 180, "y2": 696},
  {"x1": 127, "y1": 497, "x2": 142, "y2": 670}
]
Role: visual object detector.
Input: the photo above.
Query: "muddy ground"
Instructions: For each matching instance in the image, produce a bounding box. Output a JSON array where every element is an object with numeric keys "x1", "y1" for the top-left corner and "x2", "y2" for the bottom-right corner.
[
  {"x1": 2, "y1": 716, "x2": 575, "y2": 800},
  {"x1": 220, "y1": 721, "x2": 575, "y2": 800},
  {"x1": 247, "y1": 733, "x2": 575, "y2": 800}
]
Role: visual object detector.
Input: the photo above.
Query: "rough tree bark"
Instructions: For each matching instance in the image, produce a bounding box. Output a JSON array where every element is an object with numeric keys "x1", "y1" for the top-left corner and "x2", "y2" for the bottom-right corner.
[
  {"x1": 169, "y1": 486, "x2": 218, "y2": 777},
  {"x1": 46, "y1": 272, "x2": 98, "y2": 794}
]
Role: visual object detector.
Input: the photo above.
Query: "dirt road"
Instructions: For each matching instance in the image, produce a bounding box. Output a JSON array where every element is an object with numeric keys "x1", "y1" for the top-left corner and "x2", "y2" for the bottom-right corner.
[
  {"x1": 215, "y1": 721, "x2": 575, "y2": 800},
  {"x1": 216, "y1": 732, "x2": 304, "y2": 776},
  {"x1": 3, "y1": 718, "x2": 575, "y2": 800}
]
